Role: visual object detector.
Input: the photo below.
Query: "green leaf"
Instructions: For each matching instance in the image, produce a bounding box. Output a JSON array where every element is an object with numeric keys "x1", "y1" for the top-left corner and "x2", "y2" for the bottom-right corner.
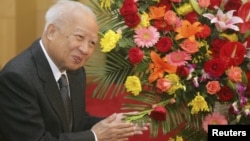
[
  {"x1": 189, "y1": 0, "x2": 202, "y2": 15},
  {"x1": 150, "y1": 120, "x2": 160, "y2": 137},
  {"x1": 118, "y1": 38, "x2": 135, "y2": 48},
  {"x1": 242, "y1": 71, "x2": 248, "y2": 85},
  {"x1": 135, "y1": 62, "x2": 149, "y2": 73},
  {"x1": 227, "y1": 80, "x2": 236, "y2": 90},
  {"x1": 86, "y1": 49, "x2": 133, "y2": 99},
  {"x1": 244, "y1": 30, "x2": 250, "y2": 39}
]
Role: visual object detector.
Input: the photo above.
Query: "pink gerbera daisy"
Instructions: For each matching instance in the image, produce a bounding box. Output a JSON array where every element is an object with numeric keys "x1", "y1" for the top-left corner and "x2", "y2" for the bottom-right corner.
[
  {"x1": 134, "y1": 26, "x2": 160, "y2": 48},
  {"x1": 165, "y1": 50, "x2": 191, "y2": 66},
  {"x1": 202, "y1": 112, "x2": 228, "y2": 133}
]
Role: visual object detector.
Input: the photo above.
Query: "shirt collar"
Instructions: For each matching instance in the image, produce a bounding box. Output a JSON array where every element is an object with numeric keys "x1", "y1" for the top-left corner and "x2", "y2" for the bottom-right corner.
[{"x1": 39, "y1": 39, "x2": 66, "y2": 81}]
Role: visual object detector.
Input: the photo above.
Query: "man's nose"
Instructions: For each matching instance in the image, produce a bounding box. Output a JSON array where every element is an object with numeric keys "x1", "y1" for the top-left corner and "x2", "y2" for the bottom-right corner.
[{"x1": 78, "y1": 42, "x2": 89, "y2": 55}]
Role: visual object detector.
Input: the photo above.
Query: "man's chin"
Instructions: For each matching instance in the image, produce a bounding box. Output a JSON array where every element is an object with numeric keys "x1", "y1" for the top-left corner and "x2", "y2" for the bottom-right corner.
[{"x1": 66, "y1": 65, "x2": 83, "y2": 71}]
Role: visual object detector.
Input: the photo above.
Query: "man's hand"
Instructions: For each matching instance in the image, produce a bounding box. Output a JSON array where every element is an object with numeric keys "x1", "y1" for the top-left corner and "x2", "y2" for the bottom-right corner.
[
  {"x1": 91, "y1": 112, "x2": 148, "y2": 141},
  {"x1": 113, "y1": 112, "x2": 149, "y2": 135}
]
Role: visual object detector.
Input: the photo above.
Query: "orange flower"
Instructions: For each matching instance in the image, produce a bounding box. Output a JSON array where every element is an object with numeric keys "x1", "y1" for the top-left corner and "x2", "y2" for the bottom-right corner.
[
  {"x1": 180, "y1": 39, "x2": 199, "y2": 54},
  {"x1": 175, "y1": 20, "x2": 203, "y2": 41},
  {"x1": 148, "y1": 51, "x2": 177, "y2": 83},
  {"x1": 164, "y1": 10, "x2": 177, "y2": 25},
  {"x1": 148, "y1": 6, "x2": 166, "y2": 20},
  {"x1": 206, "y1": 81, "x2": 221, "y2": 95},
  {"x1": 226, "y1": 66, "x2": 243, "y2": 83},
  {"x1": 156, "y1": 78, "x2": 172, "y2": 92},
  {"x1": 198, "y1": 0, "x2": 210, "y2": 8}
]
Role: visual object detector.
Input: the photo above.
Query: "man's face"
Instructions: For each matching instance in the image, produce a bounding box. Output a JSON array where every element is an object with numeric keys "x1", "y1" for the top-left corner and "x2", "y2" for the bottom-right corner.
[{"x1": 46, "y1": 10, "x2": 99, "y2": 71}]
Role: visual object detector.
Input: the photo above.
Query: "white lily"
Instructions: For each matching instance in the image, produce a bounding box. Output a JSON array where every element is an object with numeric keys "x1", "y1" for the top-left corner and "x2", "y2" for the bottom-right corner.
[{"x1": 203, "y1": 7, "x2": 244, "y2": 32}]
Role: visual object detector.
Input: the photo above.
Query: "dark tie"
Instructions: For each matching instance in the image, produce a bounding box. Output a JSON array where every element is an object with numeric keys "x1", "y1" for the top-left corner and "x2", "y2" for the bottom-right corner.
[{"x1": 58, "y1": 74, "x2": 72, "y2": 131}]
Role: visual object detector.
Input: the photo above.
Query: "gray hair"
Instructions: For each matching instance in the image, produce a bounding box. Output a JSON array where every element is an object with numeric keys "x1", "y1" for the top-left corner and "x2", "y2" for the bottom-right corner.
[{"x1": 44, "y1": 0, "x2": 96, "y2": 31}]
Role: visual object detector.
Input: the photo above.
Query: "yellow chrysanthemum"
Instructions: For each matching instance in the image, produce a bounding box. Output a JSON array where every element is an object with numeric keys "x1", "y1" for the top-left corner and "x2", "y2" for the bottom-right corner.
[
  {"x1": 199, "y1": 41, "x2": 211, "y2": 57},
  {"x1": 165, "y1": 74, "x2": 183, "y2": 95},
  {"x1": 100, "y1": 30, "x2": 121, "y2": 52},
  {"x1": 166, "y1": 74, "x2": 180, "y2": 83},
  {"x1": 188, "y1": 92, "x2": 210, "y2": 114},
  {"x1": 168, "y1": 136, "x2": 183, "y2": 141},
  {"x1": 139, "y1": 12, "x2": 150, "y2": 27},
  {"x1": 125, "y1": 76, "x2": 142, "y2": 96},
  {"x1": 168, "y1": 138, "x2": 174, "y2": 141},
  {"x1": 176, "y1": 3, "x2": 193, "y2": 16},
  {"x1": 100, "y1": 0, "x2": 113, "y2": 9},
  {"x1": 220, "y1": 33, "x2": 238, "y2": 41},
  {"x1": 176, "y1": 136, "x2": 183, "y2": 141},
  {"x1": 192, "y1": 41, "x2": 212, "y2": 64}
]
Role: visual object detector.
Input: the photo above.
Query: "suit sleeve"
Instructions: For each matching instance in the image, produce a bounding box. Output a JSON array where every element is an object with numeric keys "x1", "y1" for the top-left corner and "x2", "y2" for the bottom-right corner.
[{"x1": 0, "y1": 71, "x2": 96, "y2": 141}]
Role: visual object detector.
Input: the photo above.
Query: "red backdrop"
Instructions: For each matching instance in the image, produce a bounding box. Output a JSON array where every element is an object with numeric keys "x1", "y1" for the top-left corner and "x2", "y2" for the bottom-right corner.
[{"x1": 86, "y1": 83, "x2": 180, "y2": 141}]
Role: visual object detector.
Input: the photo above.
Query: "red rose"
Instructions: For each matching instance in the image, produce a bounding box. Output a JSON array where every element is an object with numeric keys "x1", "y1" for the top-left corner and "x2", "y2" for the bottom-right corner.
[
  {"x1": 224, "y1": 0, "x2": 242, "y2": 12},
  {"x1": 128, "y1": 47, "x2": 144, "y2": 64},
  {"x1": 120, "y1": 0, "x2": 140, "y2": 28},
  {"x1": 124, "y1": 13, "x2": 141, "y2": 28},
  {"x1": 156, "y1": 37, "x2": 172, "y2": 53},
  {"x1": 120, "y1": 0, "x2": 138, "y2": 16},
  {"x1": 149, "y1": 106, "x2": 167, "y2": 121},
  {"x1": 184, "y1": 11, "x2": 199, "y2": 23},
  {"x1": 177, "y1": 66, "x2": 190, "y2": 78},
  {"x1": 157, "y1": 0, "x2": 172, "y2": 11},
  {"x1": 204, "y1": 58, "x2": 226, "y2": 77},
  {"x1": 195, "y1": 24, "x2": 211, "y2": 39},
  {"x1": 211, "y1": 38, "x2": 228, "y2": 58},
  {"x1": 219, "y1": 41, "x2": 246, "y2": 68},
  {"x1": 217, "y1": 86, "x2": 234, "y2": 102},
  {"x1": 153, "y1": 19, "x2": 172, "y2": 32},
  {"x1": 208, "y1": 0, "x2": 222, "y2": 9}
]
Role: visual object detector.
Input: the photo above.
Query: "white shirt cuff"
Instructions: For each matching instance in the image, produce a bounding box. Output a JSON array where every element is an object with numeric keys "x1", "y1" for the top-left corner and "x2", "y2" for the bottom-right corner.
[{"x1": 91, "y1": 129, "x2": 98, "y2": 141}]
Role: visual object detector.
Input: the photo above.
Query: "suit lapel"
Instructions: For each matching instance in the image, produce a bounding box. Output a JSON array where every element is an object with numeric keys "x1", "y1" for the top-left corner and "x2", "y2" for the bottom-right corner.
[
  {"x1": 43, "y1": 80, "x2": 70, "y2": 132},
  {"x1": 67, "y1": 70, "x2": 85, "y2": 131},
  {"x1": 30, "y1": 39, "x2": 69, "y2": 132}
]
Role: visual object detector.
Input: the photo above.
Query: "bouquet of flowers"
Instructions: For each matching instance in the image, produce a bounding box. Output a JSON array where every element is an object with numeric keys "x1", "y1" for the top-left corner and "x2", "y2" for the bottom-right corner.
[{"x1": 87, "y1": 0, "x2": 250, "y2": 140}]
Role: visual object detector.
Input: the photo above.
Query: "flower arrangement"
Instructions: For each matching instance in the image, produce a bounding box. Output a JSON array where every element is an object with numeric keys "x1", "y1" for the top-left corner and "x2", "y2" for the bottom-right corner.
[{"x1": 88, "y1": 0, "x2": 250, "y2": 140}]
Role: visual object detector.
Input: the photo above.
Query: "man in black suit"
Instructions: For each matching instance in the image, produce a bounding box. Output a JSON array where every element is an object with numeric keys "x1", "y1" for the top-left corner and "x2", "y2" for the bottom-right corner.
[{"x1": 0, "y1": 0, "x2": 147, "y2": 141}]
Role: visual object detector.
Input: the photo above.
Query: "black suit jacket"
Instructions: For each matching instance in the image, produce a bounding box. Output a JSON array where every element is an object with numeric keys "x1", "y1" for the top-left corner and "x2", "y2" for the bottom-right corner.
[{"x1": 0, "y1": 39, "x2": 103, "y2": 141}]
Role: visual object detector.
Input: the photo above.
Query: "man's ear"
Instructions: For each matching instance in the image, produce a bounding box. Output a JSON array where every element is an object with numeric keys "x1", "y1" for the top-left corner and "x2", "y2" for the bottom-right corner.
[{"x1": 46, "y1": 24, "x2": 57, "y2": 40}]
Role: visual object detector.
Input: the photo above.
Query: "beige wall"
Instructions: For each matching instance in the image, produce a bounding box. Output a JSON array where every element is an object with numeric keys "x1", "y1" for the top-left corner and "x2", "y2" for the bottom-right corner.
[
  {"x1": 0, "y1": 0, "x2": 56, "y2": 68},
  {"x1": 0, "y1": 0, "x2": 16, "y2": 69}
]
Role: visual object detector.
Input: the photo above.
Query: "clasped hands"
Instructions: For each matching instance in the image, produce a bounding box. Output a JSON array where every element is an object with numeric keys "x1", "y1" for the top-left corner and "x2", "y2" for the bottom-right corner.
[{"x1": 91, "y1": 112, "x2": 148, "y2": 141}]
